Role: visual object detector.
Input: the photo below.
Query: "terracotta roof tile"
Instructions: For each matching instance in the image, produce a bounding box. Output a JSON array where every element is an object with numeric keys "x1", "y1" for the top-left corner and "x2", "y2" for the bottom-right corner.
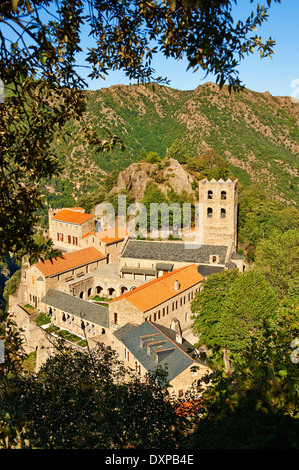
[
  {"x1": 35, "y1": 247, "x2": 106, "y2": 277},
  {"x1": 110, "y1": 264, "x2": 203, "y2": 312},
  {"x1": 52, "y1": 209, "x2": 94, "y2": 225},
  {"x1": 97, "y1": 226, "x2": 131, "y2": 244},
  {"x1": 82, "y1": 231, "x2": 97, "y2": 239},
  {"x1": 82, "y1": 227, "x2": 131, "y2": 243}
]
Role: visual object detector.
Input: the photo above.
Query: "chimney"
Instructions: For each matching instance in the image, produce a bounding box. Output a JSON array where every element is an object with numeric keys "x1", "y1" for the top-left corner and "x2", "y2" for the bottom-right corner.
[
  {"x1": 174, "y1": 280, "x2": 180, "y2": 291},
  {"x1": 176, "y1": 332, "x2": 183, "y2": 344},
  {"x1": 172, "y1": 318, "x2": 183, "y2": 344}
]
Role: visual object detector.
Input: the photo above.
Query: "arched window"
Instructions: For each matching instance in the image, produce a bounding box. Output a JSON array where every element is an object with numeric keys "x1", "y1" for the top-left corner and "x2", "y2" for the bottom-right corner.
[
  {"x1": 87, "y1": 287, "x2": 92, "y2": 297},
  {"x1": 207, "y1": 207, "x2": 213, "y2": 218},
  {"x1": 79, "y1": 291, "x2": 84, "y2": 299},
  {"x1": 212, "y1": 256, "x2": 217, "y2": 263},
  {"x1": 96, "y1": 286, "x2": 103, "y2": 294},
  {"x1": 221, "y1": 191, "x2": 227, "y2": 200},
  {"x1": 108, "y1": 287, "x2": 115, "y2": 297},
  {"x1": 208, "y1": 190, "x2": 213, "y2": 199},
  {"x1": 221, "y1": 208, "x2": 226, "y2": 218}
]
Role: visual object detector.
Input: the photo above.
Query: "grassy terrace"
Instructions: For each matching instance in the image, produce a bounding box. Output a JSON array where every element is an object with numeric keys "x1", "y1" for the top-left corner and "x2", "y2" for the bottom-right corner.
[{"x1": 42, "y1": 324, "x2": 88, "y2": 349}]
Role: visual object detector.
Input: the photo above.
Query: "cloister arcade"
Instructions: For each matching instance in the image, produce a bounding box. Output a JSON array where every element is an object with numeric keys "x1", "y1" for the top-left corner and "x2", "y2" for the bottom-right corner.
[{"x1": 66, "y1": 275, "x2": 142, "y2": 302}]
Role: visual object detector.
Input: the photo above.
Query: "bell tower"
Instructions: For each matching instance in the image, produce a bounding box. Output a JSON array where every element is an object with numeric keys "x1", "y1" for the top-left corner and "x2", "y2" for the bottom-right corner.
[{"x1": 198, "y1": 178, "x2": 238, "y2": 251}]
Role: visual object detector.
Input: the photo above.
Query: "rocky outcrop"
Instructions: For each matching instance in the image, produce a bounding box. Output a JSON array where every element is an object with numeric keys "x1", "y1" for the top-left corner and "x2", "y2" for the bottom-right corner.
[
  {"x1": 116, "y1": 158, "x2": 195, "y2": 200},
  {"x1": 116, "y1": 161, "x2": 158, "y2": 200}
]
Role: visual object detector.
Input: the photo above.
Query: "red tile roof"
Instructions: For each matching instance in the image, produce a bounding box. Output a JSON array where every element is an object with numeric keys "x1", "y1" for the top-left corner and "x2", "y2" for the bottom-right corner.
[
  {"x1": 97, "y1": 226, "x2": 131, "y2": 244},
  {"x1": 82, "y1": 231, "x2": 97, "y2": 239},
  {"x1": 35, "y1": 247, "x2": 105, "y2": 277},
  {"x1": 110, "y1": 264, "x2": 203, "y2": 312},
  {"x1": 52, "y1": 209, "x2": 94, "y2": 225},
  {"x1": 82, "y1": 227, "x2": 131, "y2": 244}
]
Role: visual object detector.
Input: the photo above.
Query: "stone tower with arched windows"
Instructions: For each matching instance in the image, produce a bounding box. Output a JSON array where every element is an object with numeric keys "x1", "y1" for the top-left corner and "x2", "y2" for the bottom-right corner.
[{"x1": 198, "y1": 178, "x2": 238, "y2": 251}]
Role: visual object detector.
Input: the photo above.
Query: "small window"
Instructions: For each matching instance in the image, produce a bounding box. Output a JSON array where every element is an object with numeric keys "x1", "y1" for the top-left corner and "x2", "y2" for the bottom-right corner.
[
  {"x1": 221, "y1": 208, "x2": 226, "y2": 218},
  {"x1": 208, "y1": 190, "x2": 213, "y2": 199},
  {"x1": 207, "y1": 207, "x2": 213, "y2": 218},
  {"x1": 212, "y1": 256, "x2": 217, "y2": 263},
  {"x1": 221, "y1": 191, "x2": 227, "y2": 200}
]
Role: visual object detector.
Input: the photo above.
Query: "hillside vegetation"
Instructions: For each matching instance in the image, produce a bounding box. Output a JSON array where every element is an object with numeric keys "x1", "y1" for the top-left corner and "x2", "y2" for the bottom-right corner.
[{"x1": 45, "y1": 82, "x2": 299, "y2": 207}]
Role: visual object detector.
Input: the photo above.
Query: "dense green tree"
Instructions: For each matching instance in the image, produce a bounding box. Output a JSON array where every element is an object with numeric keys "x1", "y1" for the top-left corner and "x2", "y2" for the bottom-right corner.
[
  {"x1": 102, "y1": 169, "x2": 120, "y2": 193},
  {"x1": 189, "y1": 272, "x2": 298, "y2": 449},
  {"x1": 218, "y1": 269, "x2": 280, "y2": 370},
  {"x1": 146, "y1": 151, "x2": 161, "y2": 164},
  {"x1": 0, "y1": 0, "x2": 281, "y2": 260},
  {"x1": 0, "y1": 343, "x2": 187, "y2": 449},
  {"x1": 187, "y1": 148, "x2": 231, "y2": 180},
  {"x1": 191, "y1": 269, "x2": 281, "y2": 372},
  {"x1": 77, "y1": 188, "x2": 107, "y2": 214},
  {"x1": 188, "y1": 328, "x2": 299, "y2": 449},
  {"x1": 255, "y1": 229, "x2": 299, "y2": 301},
  {"x1": 237, "y1": 186, "x2": 299, "y2": 258},
  {"x1": 167, "y1": 139, "x2": 189, "y2": 164},
  {"x1": 191, "y1": 269, "x2": 239, "y2": 369}
]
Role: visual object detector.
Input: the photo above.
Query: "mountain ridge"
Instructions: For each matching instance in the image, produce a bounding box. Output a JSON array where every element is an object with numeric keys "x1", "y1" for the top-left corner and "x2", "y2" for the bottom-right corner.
[{"x1": 47, "y1": 82, "x2": 299, "y2": 207}]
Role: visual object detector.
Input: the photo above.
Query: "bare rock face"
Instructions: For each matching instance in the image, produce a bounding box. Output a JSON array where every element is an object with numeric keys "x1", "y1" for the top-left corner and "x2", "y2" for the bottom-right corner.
[
  {"x1": 159, "y1": 158, "x2": 194, "y2": 196},
  {"x1": 116, "y1": 161, "x2": 158, "y2": 200},
  {"x1": 116, "y1": 158, "x2": 195, "y2": 200}
]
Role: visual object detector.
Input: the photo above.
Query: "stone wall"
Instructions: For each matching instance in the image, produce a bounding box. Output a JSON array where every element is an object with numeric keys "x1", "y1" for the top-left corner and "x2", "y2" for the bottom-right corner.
[
  {"x1": 64, "y1": 271, "x2": 144, "y2": 301},
  {"x1": 119, "y1": 256, "x2": 193, "y2": 276},
  {"x1": 22, "y1": 257, "x2": 108, "y2": 308},
  {"x1": 47, "y1": 305, "x2": 107, "y2": 338},
  {"x1": 22, "y1": 265, "x2": 57, "y2": 308},
  {"x1": 109, "y1": 298, "x2": 143, "y2": 328},
  {"x1": 168, "y1": 362, "x2": 210, "y2": 397},
  {"x1": 49, "y1": 213, "x2": 95, "y2": 251},
  {"x1": 7, "y1": 299, "x2": 57, "y2": 372},
  {"x1": 198, "y1": 178, "x2": 238, "y2": 249}
]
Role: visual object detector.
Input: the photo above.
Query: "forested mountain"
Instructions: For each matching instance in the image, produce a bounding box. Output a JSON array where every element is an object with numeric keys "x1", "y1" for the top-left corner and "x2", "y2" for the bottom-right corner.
[{"x1": 46, "y1": 81, "x2": 299, "y2": 208}]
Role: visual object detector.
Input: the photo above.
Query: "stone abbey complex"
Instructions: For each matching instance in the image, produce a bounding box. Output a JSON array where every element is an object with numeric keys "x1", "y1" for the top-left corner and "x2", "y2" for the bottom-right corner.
[{"x1": 9, "y1": 178, "x2": 246, "y2": 397}]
